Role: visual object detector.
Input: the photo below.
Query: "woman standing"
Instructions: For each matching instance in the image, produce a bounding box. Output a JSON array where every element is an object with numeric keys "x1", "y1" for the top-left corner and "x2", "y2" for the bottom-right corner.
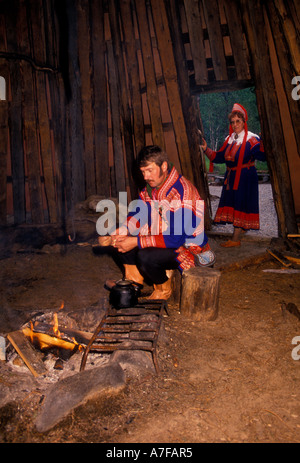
[{"x1": 201, "y1": 103, "x2": 266, "y2": 247}]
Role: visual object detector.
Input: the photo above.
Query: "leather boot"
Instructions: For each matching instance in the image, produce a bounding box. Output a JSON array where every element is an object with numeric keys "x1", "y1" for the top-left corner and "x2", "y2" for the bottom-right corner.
[
  {"x1": 124, "y1": 264, "x2": 144, "y2": 285},
  {"x1": 148, "y1": 272, "x2": 173, "y2": 300}
]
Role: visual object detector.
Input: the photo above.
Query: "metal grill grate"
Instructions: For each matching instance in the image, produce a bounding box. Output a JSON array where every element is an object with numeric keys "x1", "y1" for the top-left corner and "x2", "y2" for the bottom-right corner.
[{"x1": 80, "y1": 299, "x2": 168, "y2": 373}]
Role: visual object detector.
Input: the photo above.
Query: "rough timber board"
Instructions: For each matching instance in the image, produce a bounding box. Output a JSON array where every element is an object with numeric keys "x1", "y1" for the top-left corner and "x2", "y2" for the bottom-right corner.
[{"x1": 7, "y1": 330, "x2": 47, "y2": 377}]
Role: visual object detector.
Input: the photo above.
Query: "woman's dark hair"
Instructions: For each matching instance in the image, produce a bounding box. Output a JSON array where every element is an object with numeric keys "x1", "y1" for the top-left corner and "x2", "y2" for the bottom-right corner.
[
  {"x1": 228, "y1": 110, "x2": 245, "y2": 122},
  {"x1": 137, "y1": 145, "x2": 170, "y2": 169}
]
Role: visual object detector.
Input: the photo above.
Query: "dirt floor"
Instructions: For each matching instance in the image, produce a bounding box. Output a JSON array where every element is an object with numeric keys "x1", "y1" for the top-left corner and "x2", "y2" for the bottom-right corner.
[{"x1": 1, "y1": 235, "x2": 300, "y2": 443}]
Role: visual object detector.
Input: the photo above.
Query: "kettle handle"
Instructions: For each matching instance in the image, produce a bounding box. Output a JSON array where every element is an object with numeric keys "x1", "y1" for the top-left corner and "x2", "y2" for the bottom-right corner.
[{"x1": 132, "y1": 282, "x2": 142, "y2": 294}]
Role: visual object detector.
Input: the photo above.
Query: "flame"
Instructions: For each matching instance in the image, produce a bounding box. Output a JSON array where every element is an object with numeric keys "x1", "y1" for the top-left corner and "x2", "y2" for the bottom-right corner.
[
  {"x1": 29, "y1": 321, "x2": 34, "y2": 344},
  {"x1": 23, "y1": 326, "x2": 83, "y2": 351},
  {"x1": 51, "y1": 301, "x2": 64, "y2": 337},
  {"x1": 52, "y1": 312, "x2": 61, "y2": 337},
  {"x1": 23, "y1": 300, "x2": 84, "y2": 353}
]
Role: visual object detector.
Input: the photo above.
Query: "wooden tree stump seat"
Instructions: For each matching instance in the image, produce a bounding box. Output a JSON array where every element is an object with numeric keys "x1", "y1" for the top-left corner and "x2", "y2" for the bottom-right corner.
[{"x1": 173, "y1": 267, "x2": 221, "y2": 322}]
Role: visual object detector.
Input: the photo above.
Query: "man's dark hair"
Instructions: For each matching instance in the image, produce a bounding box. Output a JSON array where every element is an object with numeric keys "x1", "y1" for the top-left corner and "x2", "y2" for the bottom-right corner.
[{"x1": 137, "y1": 145, "x2": 170, "y2": 169}]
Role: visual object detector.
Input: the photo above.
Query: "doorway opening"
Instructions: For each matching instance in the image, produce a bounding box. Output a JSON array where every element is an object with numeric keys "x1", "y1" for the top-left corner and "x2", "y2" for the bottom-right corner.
[{"x1": 198, "y1": 87, "x2": 278, "y2": 238}]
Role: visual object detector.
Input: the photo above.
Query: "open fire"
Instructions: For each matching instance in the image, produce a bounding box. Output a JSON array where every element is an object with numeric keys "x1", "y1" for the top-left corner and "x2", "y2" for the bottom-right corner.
[
  {"x1": 23, "y1": 313, "x2": 87, "y2": 354},
  {"x1": 23, "y1": 321, "x2": 85, "y2": 353},
  {"x1": 22, "y1": 300, "x2": 88, "y2": 354},
  {"x1": 5, "y1": 303, "x2": 93, "y2": 377},
  {"x1": 5, "y1": 299, "x2": 167, "y2": 377}
]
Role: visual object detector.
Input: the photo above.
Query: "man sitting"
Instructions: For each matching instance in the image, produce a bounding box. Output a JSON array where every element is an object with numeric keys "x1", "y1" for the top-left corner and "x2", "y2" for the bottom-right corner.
[{"x1": 98, "y1": 145, "x2": 215, "y2": 300}]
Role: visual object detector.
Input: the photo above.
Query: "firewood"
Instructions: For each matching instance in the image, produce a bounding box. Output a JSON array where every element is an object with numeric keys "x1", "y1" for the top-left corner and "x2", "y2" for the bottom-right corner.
[
  {"x1": 22, "y1": 324, "x2": 92, "y2": 352},
  {"x1": 22, "y1": 327, "x2": 81, "y2": 352},
  {"x1": 284, "y1": 255, "x2": 300, "y2": 265},
  {"x1": 219, "y1": 251, "x2": 271, "y2": 272},
  {"x1": 29, "y1": 321, "x2": 92, "y2": 345},
  {"x1": 267, "y1": 249, "x2": 292, "y2": 267},
  {"x1": 7, "y1": 331, "x2": 47, "y2": 377}
]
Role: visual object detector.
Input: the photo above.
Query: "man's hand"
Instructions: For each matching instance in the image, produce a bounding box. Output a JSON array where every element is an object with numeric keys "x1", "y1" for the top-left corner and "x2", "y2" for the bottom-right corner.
[
  {"x1": 98, "y1": 236, "x2": 112, "y2": 246},
  {"x1": 114, "y1": 236, "x2": 138, "y2": 253},
  {"x1": 98, "y1": 227, "x2": 129, "y2": 247}
]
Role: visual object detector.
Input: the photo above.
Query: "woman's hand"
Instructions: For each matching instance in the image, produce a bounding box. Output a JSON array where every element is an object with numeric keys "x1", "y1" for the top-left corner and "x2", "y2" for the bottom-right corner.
[{"x1": 200, "y1": 138, "x2": 207, "y2": 151}]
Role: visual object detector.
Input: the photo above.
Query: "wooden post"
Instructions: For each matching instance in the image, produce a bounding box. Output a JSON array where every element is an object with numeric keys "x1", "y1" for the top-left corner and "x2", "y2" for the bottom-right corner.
[
  {"x1": 264, "y1": 1, "x2": 300, "y2": 153},
  {"x1": 180, "y1": 267, "x2": 220, "y2": 321},
  {"x1": 240, "y1": 0, "x2": 298, "y2": 237}
]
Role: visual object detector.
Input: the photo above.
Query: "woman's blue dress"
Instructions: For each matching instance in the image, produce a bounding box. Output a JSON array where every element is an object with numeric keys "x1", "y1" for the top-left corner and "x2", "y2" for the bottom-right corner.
[{"x1": 205, "y1": 130, "x2": 266, "y2": 230}]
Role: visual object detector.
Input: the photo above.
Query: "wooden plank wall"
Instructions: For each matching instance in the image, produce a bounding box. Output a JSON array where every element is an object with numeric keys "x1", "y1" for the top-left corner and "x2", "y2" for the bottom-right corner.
[
  {"x1": 0, "y1": 0, "x2": 211, "y2": 227},
  {"x1": 0, "y1": 0, "x2": 63, "y2": 225},
  {"x1": 0, "y1": 0, "x2": 298, "y2": 237},
  {"x1": 184, "y1": 0, "x2": 252, "y2": 92}
]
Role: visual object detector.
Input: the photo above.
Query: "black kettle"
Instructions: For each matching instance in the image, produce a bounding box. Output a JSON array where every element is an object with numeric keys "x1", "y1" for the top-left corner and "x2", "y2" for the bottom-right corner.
[{"x1": 109, "y1": 279, "x2": 141, "y2": 309}]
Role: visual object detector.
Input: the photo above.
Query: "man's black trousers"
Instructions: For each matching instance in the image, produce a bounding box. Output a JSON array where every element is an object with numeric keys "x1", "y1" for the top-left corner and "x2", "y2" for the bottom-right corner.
[{"x1": 113, "y1": 247, "x2": 180, "y2": 284}]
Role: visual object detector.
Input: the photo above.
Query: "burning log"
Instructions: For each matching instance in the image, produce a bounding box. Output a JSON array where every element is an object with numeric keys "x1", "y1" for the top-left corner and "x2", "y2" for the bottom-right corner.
[{"x1": 22, "y1": 322, "x2": 92, "y2": 352}]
